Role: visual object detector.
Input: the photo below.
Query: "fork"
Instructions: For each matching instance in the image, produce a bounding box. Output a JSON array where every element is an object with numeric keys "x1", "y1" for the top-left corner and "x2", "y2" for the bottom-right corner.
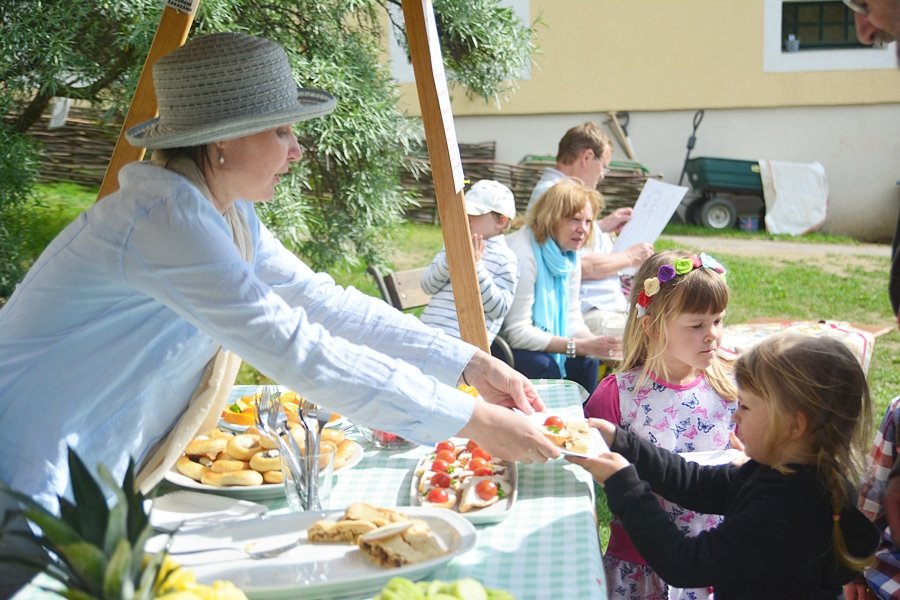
[
  {"x1": 297, "y1": 399, "x2": 322, "y2": 510},
  {"x1": 166, "y1": 536, "x2": 302, "y2": 560},
  {"x1": 256, "y1": 386, "x2": 309, "y2": 508}
]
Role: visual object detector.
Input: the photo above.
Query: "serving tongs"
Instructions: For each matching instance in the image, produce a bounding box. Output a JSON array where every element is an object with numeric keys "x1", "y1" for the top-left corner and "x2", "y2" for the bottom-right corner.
[{"x1": 297, "y1": 399, "x2": 330, "y2": 511}]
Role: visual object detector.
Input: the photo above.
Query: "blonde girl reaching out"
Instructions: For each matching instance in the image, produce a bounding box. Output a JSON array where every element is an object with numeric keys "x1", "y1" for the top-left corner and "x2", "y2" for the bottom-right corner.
[
  {"x1": 583, "y1": 249, "x2": 737, "y2": 600},
  {"x1": 570, "y1": 334, "x2": 879, "y2": 599}
]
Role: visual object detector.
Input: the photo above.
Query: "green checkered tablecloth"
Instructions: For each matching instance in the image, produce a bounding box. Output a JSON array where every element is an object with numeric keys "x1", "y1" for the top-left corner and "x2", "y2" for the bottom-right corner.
[
  {"x1": 328, "y1": 379, "x2": 607, "y2": 599},
  {"x1": 15, "y1": 380, "x2": 606, "y2": 600}
]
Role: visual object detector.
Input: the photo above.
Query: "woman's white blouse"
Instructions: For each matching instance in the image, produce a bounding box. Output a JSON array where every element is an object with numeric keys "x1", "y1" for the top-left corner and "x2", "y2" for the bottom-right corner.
[{"x1": 0, "y1": 163, "x2": 475, "y2": 511}]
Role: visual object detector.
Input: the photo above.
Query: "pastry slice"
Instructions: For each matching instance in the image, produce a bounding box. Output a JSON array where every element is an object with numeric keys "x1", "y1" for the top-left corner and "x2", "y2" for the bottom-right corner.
[
  {"x1": 307, "y1": 518, "x2": 377, "y2": 544},
  {"x1": 343, "y1": 502, "x2": 408, "y2": 527},
  {"x1": 358, "y1": 519, "x2": 447, "y2": 567}
]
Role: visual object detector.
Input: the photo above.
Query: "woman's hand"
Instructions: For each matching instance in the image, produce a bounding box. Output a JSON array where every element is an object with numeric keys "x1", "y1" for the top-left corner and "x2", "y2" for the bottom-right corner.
[
  {"x1": 461, "y1": 349, "x2": 547, "y2": 414},
  {"x1": 565, "y1": 452, "x2": 630, "y2": 484},
  {"x1": 576, "y1": 335, "x2": 623, "y2": 360},
  {"x1": 457, "y1": 400, "x2": 560, "y2": 463}
]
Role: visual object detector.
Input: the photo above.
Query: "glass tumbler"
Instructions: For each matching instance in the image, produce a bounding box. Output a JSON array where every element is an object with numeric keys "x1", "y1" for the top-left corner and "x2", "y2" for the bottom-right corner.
[{"x1": 281, "y1": 445, "x2": 335, "y2": 511}]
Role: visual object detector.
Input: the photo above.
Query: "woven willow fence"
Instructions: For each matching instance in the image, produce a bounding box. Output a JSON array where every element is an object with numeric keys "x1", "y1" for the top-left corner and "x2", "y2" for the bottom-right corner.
[{"x1": 21, "y1": 110, "x2": 656, "y2": 221}]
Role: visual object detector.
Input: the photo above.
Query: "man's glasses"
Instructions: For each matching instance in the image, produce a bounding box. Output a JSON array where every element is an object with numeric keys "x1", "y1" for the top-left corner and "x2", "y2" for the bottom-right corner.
[{"x1": 842, "y1": 0, "x2": 868, "y2": 16}]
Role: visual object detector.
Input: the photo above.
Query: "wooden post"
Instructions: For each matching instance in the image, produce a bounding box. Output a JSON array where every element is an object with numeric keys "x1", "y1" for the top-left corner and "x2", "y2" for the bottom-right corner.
[
  {"x1": 401, "y1": 0, "x2": 489, "y2": 352},
  {"x1": 96, "y1": 2, "x2": 197, "y2": 201}
]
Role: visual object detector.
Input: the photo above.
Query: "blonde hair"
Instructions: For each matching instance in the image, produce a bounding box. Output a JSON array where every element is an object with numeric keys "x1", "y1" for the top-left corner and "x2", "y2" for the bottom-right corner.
[
  {"x1": 557, "y1": 122, "x2": 613, "y2": 165},
  {"x1": 620, "y1": 249, "x2": 736, "y2": 401},
  {"x1": 734, "y1": 334, "x2": 873, "y2": 570},
  {"x1": 527, "y1": 179, "x2": 602, "y2": 246}
]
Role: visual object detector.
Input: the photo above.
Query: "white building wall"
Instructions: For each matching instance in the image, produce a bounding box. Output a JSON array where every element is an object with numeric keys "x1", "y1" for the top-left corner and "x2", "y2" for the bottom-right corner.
[{"x1": 454, "y1": 104, "x2": 900, "y2": 242}]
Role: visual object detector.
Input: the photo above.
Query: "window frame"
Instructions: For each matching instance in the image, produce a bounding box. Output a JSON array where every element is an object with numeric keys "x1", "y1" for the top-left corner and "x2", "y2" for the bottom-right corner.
[{"x1": 764, "y1": 0, "x2": 897, "y2": 72}]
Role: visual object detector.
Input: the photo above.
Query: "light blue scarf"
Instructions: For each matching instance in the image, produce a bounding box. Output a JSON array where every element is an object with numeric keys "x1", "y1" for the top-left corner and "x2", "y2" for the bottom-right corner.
[{"x1": 529, "y1": 229, "x2": 577, "y2": 377}]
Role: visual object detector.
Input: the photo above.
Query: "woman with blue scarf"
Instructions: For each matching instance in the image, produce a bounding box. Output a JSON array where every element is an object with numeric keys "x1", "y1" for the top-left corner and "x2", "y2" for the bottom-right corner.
[{"x1": 501, "y1": 180, "x2": 622, "y2": 395}]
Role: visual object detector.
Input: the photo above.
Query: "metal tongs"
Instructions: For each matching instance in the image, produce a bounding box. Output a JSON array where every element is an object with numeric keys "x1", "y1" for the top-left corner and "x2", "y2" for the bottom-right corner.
[
  {"x1": 255, "y1": 386, "x2": 310, "y2": 509},
  {"x1": 297, "y1": 399, "x2": 329, "y2": 511}
]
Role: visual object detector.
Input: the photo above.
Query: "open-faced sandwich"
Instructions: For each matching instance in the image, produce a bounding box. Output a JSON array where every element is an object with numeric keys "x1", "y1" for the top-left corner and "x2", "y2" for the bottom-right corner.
[
  {"x1": 414, "y1": 439, "x2": 511, "y2": 514},
  {"x1": 540, "y1": 415, "x2": 592, "y2": 455}
]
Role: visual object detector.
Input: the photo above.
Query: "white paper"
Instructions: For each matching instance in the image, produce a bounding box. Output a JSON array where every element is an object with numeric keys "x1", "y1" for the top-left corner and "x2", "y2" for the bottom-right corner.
[{"x1": 612, "y1": 179, "x2": 689, "y2": 272}]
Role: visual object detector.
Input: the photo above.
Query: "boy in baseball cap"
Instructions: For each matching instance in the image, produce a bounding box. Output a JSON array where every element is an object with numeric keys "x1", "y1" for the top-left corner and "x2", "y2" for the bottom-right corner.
[{"x1": 420, "y1": 180, "x2": 519, "y2": 346}]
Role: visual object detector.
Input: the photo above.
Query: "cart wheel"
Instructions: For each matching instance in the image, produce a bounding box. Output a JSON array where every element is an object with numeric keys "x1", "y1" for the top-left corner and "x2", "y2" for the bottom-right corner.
[
  {"x1": 699, "y1": 197, "x2": 738, "y2": 229},
  {"x1": 685, "y1": 200, "x2": 703, "y2": 225}
]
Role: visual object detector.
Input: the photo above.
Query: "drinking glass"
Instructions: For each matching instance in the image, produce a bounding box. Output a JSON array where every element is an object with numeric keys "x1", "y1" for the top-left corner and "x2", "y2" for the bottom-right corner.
[{"x1": 281, "y1": 445, "x2": 335, "y2": 511}]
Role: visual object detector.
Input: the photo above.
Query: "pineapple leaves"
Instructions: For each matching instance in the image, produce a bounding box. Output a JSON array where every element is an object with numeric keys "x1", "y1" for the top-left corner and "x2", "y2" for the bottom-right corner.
[
  {"x1": 103, "y1": 538, "x2": 136, "y2": 600},
  {"x1": 57, "y1": 541, "x2": 106, "y2": 593},
  {"x1": 2, "y1": 447, "x2": 166, "y2": 599},
  {"x1": 67, "y1": 449, "x2": 110, "y2": 548}
]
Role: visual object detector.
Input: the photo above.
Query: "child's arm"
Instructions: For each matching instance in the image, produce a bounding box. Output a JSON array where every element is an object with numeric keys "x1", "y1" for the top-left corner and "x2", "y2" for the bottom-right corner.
[
  {"x1": 477, "y1": 242, "x2": 517, "y2": 320},
  {"x1": 420, "y1": 248, "x2": 451, "y2": 294},
  {"x1": 610, "y1": 426, "x2": 738, "y2": 514}
]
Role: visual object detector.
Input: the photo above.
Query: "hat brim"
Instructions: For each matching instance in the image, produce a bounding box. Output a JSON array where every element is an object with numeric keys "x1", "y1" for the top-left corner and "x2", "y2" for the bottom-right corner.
[{"x1": 126, "y1": 88, "x2": 336, "y2": 150}]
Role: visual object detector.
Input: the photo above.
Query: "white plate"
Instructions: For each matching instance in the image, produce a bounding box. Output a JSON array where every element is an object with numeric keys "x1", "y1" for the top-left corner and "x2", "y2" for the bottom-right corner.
[
  {"x1": 525, "y1": 412, "x2": 609, "y2": 458},
  {"x1": 147, "y1": 491, "x2": 267, "y2": 532},
  {"x1": 220, "y1": 385, "x2": 350, "y2": 433},
  {"x1": 145, "y1": 507, "x2": 477, "y2": 599},
  {"x1": 164, "y1": 441, "x2": 364, "y2": 499},
  {"x1": 679, "y1": 448, "x2": 744, "y2": 466},
  {"x1": 409, "y1": 440, "x2": 517, "y2": 524}
]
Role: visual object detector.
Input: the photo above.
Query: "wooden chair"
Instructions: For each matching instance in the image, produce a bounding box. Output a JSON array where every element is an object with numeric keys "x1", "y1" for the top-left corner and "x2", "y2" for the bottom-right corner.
[{"x1": 367, "y1": 265, "x2": 515, "y2": 367}]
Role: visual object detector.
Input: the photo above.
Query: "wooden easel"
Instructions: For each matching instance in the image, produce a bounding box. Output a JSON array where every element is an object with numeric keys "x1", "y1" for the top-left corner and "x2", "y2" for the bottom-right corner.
[
  {"x1": 401, "y1": 0, "x2": 489, "y2": 352},
  {"x1": 96, "y1": 1, "x2": 196, "y2": 200}
]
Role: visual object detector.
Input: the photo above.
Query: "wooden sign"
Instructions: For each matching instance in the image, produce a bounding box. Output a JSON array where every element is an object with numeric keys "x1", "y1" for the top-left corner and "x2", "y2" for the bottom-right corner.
[
  {"x1": 96, "y1": 2, "x2": 196, "y2": 200},
  {"x1": 401, "y1": 0, "x2": 489, "y2": 352}
]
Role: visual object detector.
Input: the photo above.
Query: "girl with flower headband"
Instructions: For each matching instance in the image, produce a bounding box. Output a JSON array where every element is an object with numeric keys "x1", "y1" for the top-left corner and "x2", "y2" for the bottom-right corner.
[
  {"x1": 583, "y1": 249, "x2": 737, "y2": 600},
  {"x1": 571, "y1": 334, "x2": 878, "y2": 599}
]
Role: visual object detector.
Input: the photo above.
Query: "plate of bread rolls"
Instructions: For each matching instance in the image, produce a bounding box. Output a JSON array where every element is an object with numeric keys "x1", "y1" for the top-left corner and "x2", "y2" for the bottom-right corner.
[{"x1": 165, "y1": 425, "x2": 362, "y2": 499}]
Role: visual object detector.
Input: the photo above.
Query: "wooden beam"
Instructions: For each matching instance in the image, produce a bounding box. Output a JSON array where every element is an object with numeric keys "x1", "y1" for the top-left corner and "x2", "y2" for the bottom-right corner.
[
  {"x1": 96, "y1": 3, "x2": 196, "y2": 201},
  {"x1": 401, "y1": 0, "x2": 489, "y2": 352}
]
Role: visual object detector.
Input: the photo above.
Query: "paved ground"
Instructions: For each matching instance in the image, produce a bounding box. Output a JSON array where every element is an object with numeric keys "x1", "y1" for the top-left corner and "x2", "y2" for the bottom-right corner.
[
  {"x1": 661, "y1": 234, "x2": 893, "y2": 275},
  {"x1": 662, "y1": 235, "x2": 892, "y2": 259}
]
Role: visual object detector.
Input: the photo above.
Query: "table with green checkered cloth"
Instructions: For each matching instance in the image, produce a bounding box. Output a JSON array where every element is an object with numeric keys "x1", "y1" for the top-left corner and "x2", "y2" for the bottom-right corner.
[
  {"x1": 328, "y1": 379, "x2": 607, "y2": 599},
  {"x1": 14, "y1": 380, "x2": 606, "y2": 600}
]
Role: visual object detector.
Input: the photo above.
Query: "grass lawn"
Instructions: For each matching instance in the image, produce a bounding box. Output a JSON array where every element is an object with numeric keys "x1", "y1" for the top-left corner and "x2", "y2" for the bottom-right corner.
[
  {"x1": 17, "y1": 183, "x2": 898, "y2": 410},
  {"x1": 16, "y1": 183, "x2": 900, "y2": 550}
]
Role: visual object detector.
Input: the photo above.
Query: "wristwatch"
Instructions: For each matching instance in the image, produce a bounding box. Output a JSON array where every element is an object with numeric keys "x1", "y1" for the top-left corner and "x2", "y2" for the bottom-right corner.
[{"x1": 566, "y1": 338, "x2": 577, "y2": 359}]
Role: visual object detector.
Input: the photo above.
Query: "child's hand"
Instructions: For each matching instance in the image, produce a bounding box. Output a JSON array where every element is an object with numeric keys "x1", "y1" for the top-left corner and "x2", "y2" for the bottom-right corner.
[
  {"x1": 565, "y1": 452, "x2": 630, "y2": 484},
  {"x1": 586, "y1": 417, "x2": 616, "y2": 447},
  {"x1": 471, "y1": 233, "x2": 485, "y2": 263},
  {"x1": 728, "y1": 431, "x2": 751, "y2": 466}
]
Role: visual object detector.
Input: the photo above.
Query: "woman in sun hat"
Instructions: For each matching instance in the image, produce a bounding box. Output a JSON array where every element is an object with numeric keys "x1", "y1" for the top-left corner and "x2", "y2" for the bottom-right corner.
[{"x1": 0, "y1": 32, "x2": 558, "y2": 528}]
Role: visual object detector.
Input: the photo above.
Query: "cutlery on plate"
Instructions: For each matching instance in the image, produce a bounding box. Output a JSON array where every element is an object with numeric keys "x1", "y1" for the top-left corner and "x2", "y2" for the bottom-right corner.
[{"x1": 166, "y1": 537, "x2": 302, "y2": 560}]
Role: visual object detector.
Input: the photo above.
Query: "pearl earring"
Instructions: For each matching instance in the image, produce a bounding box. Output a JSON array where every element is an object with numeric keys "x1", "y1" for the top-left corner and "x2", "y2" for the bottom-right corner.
[{"x1": 218, "y1": 152, "x2": 225, "y2": 166}]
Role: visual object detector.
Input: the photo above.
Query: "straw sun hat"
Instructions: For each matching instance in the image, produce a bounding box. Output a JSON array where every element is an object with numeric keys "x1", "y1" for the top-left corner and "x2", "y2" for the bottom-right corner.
[{"x1": 126, "y1": 32, "x2": 336, "y2": 150}]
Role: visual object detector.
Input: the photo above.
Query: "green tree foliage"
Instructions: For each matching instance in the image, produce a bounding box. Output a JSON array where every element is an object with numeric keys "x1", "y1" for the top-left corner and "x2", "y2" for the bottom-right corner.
[{"x1": 1, "y1": 0, "x2": 536, "y2": 276}]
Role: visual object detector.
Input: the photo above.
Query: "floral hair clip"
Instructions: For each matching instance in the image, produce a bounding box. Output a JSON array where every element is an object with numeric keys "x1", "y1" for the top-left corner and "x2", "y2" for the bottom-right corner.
[{"x1": 634, "y1": 253, "x2": 726, "y2": 317}]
